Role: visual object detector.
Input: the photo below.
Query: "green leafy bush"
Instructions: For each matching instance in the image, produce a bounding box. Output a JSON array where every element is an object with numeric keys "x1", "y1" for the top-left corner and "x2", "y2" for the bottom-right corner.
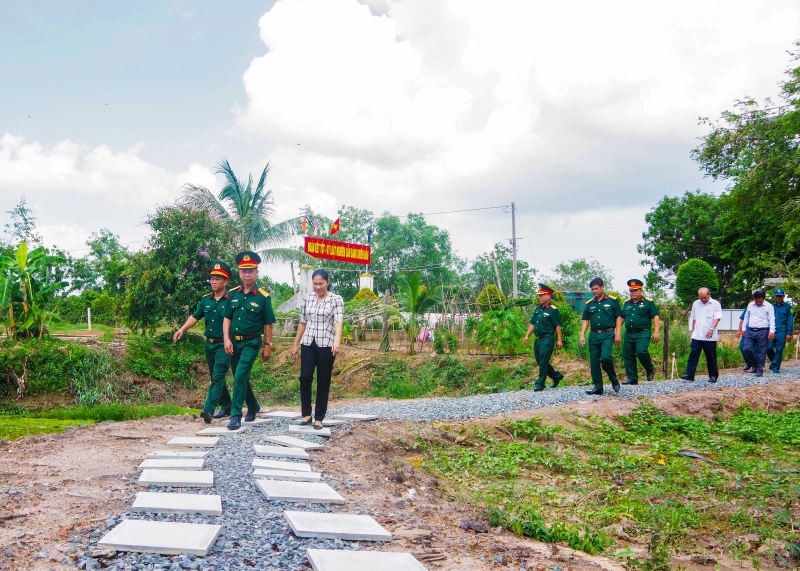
[
  {"x1": 675, "y1": 258, "x2": 719, "y2": 306},
  {"x1": 476, "y1": 284, "x2": 506, "y2": 311},
  {"x1": 126, "y1": 332, "x2": 203, "y2": 388},
  {"x1": 476, "y1": 309, "x2": 526, "y2": 355}
]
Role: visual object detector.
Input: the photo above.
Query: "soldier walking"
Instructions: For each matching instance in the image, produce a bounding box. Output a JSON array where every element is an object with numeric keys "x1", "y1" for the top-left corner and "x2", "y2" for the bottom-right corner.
[
  {"x1": 223, "y1": 251, "x2": 276, "y2": 430},
  {"x1": 580, "y1": 277, "x2": 623, "y2": 395},
  {"x1": 523, "y1": 284, "x2": 564, "y2": 392},
  {"x1": 621, "y1": 279, "x2": 661, "y2": 385},
  {"x1": 767, "y1": 288, "x2": 794, "y2": 373},
  {"x1": 173, "y1": 261, "x2": 233, "y2": 424}
]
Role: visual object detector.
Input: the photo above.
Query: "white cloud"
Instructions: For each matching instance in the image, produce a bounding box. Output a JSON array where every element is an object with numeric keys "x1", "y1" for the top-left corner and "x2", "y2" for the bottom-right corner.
[{"x1": 0, "y1": 134, "x2": 217, "y2": 207}]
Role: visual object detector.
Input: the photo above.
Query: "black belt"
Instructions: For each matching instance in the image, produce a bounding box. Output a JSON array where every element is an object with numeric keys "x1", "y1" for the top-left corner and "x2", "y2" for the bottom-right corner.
[
  {"x1": 626, "y1": 328, "x2": 650, "y2": 334},
  {"x1": 749, "y1": 327, "x2": 768, "y2": 331},
  {"x1": 592, "y1": 328, "x2": 615, "y2": 333},
  {"x1": 232, "y1": 334, "x2": 262, "y2": 341},
  {"x1": 206, "y1": 337, "x2": 223, "y2": 344},
  {"x1": 536, "y1": 333, "x2": 552, "y2": 340}
]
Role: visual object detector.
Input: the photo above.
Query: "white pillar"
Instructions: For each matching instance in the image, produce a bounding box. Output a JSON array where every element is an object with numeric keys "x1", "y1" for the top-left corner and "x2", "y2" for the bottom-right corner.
[
  {"x1": 87, "y1": 307, "x2": 92, "y2": 331},
  {"x1": 299, "y1": 266, "x2": 314, "y2": 296},
  {"x1": 359, "y1": 273, "x2": 374, "y2": 292}
]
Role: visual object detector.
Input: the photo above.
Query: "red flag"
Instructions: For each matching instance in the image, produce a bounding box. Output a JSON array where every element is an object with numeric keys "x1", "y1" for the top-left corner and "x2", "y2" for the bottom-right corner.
[{"x1": 330, "y1": 218, "x2": 340, "y2": 235}]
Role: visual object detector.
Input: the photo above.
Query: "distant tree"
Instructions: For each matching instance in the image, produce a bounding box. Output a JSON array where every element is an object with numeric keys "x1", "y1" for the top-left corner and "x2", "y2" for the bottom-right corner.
[
  {"x1": 675, "y1": 258, "x2": 719, "y2": 306},
  {"x1": 69, "y1": 229, "x2": 130, "y2": 295},
  {"x1": 544, "y1": 258, "x2": 613, "y2": 291},
  {"x1": 475, "y1": 284, "x2": 506, "y2": 311},
  {"x1": 467, "y1": 243, "x2": 536, "y2": 298},
  {"x1": 3, "y1": 196, "x2": 42, "y2": 248}
]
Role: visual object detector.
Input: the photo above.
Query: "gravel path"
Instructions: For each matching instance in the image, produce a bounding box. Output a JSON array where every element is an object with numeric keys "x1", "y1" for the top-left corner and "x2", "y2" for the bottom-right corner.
[{"x1": 330, "y1": 366, "x2": 800, "y2": 422}]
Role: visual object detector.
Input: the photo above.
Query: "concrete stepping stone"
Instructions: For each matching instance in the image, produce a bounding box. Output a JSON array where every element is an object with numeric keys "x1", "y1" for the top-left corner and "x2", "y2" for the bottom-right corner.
[
  {"x1": 167, "y1": 437, "x2": 219, "y2": 448},
  {"x1": 196, "y1": 426, "x2": 248, "y2": 436},
  {"x1": 253, "y1": 469, "x2": 322, "y2": 482},
  {"x1": 330, "y1": 413, "x2": 379, "y2": 421},
  {"x1": 263, "y1": 411, "x2": 302, "y2": 419},
  {"x1": 321, "y1": 419, "x2": 346, "y2": 427},
  {"x1": 132, "y1": 492, "x2": 222, "y2": 516},
  {"x1": 243, "y1": 418, "x2": 273, "y2": 425},
  {"x1": 252, "y1": 458, "x2": 313, "y2": 472},
  {"x1": 138, "y1": 469, "x2": 213, "y2": 488},
  {"x1": 138, "y1": 459, "x2": 204, "y2": 471},
  {"x1": 306, "y1": 549, "x2": 427, "y2": 571},
  {"x1": 254, "y1": 444, "x2": 311, "y2": 460},
  {"x1": 147, "y1": 450, "x2": 209, "y2": 459},
  {"x1": 284, "y1": 511, "x2": 392, "y2": 541},
  {"x1": 97, "y1": 520, "x2": 221, "y2": 556},
  {"x1": 255, "y1": 479, "x2": 345, "y2": 504},
  {"x1": 264, "y1": 435, "x2": 326, "y2": 451},
  {"x1": 288, "y1": 425, "x2": 332, "y2": 437}
]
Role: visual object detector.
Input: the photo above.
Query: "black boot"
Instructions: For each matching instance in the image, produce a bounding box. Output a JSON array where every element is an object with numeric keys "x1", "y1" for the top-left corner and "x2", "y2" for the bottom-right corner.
[
  {"x1": 646, "y1": 370, "x2": 655, "y2": 381},
  {"x1": 622, "y1": 380, "x2": 638, "y2": 385},
  {"x1": 212, "y1": 409, "x2": 230, "y2": 419},
  {"x1": 611, "y1": 379, "x2": 620, "y2": 393},
  {"x1": 200, "y1": 410, "x2": 213, "y2": 424},
  {"x1": 585, "y1": 388, "x2": 603, "y2": 395},
  {"x1": 680, "y1": 374, "x2": 694, "y2": 381},
  {"x1": 227, "y1": 416, "x2": 242, "y2": 430}
]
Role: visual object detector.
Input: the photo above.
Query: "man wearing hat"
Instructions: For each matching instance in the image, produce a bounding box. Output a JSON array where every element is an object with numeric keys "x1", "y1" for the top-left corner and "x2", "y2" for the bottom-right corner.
[
  {"x1": 173, "y1": 261, "x2": 234, "y2": 424},
  {"x1": 223, "y1": 250, "x2": 276, "y2": 430},
  {"x1": 580, "y1": 277, "x2": 623, "y2": 395},
  {"x1": 767, "y1": 288, "x2": 793, "y2": 373},
  {"x1": 621, "y1": 279, "x2": 661, "y2": 385},
  {"x1": 523, "y1": 284, "x2": 564, "y2": 392}
]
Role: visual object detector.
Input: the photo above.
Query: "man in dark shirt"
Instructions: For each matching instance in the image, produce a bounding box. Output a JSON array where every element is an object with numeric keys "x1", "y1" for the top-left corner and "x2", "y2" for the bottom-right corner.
[
  {"x1": 580, "y1": 277, "x2": 623, "y2": 395},
  {"x1": 173, "y1": 261, "x2": 233, "y2": 424},
  {"x1": 767, "y1": 288, "x2": 794, "y2": 373},
  {"x1": 523, "y1": 284, "x2": 564, "y2": 392}
]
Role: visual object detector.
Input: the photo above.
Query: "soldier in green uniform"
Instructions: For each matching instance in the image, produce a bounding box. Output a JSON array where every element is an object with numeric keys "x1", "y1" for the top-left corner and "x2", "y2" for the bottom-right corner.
[
  {"x1": 580, "y1": 277, "x2": 623, "y2": 395},
  {"x1": 523, "y1": 284, "x2": 564, "y2": 392},
  {"x1": 223, "y1": 251, "x2": 275, "y2": 430},
  {"x1": 173, "y1": 261, "x2": 233, "y2": 424},
  {"x1": 621, "y1": 279, "x2": 661, "y2": 385}
]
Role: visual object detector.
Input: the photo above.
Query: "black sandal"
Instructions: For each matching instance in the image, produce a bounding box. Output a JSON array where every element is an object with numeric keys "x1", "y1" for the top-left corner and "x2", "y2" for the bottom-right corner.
[
  {"x1": 313, "y1": 421, "x2": 324, "y2": 430},
  {"x1": 298, "y1": 417, "x2": 312, "y2": 426}
]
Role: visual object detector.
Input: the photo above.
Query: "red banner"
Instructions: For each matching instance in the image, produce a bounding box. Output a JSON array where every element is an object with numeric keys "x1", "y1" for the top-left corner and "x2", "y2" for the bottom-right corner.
[{"x1": 304, "y1": 236, "x2": 371, "y2": 264}]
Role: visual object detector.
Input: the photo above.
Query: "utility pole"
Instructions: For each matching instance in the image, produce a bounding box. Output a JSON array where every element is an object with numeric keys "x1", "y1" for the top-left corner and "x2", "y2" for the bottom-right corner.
[
  {"x1": 490, "y1": 252, "x2": 503, "y2": 294},
  {"x1": 511, "y1": 202, "x2": 517, "y2": 299}
]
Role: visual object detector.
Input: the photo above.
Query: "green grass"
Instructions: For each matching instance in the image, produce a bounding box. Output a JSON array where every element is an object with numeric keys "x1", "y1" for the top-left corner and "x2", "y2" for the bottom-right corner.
[
  {"x1": 411, "y1": 403, "x2": 800, "y2": 565},
  {"x1": 0, "y1": 416, "x2": 94, "y2": 441}
]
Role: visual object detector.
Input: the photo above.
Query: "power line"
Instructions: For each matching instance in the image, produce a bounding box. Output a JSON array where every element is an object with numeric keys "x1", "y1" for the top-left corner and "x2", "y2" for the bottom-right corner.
[{"x1": 398, "y1": 205, "x2": 509, "y2": 218}]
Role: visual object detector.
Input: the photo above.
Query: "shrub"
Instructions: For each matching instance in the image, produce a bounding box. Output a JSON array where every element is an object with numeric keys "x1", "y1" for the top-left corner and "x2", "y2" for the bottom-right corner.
[
  {"x1": 445, "y1": 332, "x2": 459, "y2": 354},
  {"x1": 476, "y1": 284, "x2": 506, "y2": 311},
  {"x1": 476, "y1": 309, "x2": 527, "y2": 355},
  {"x1": 675, "y1": 258, "x2": 719, "y2": 306},
  {"x1": 351, "y1": 288, "x2": 379, "y2": 302},
  {"x1": 91, "y1": 292, "x2": 119, "y2": 325},
  {"x1": 433, "y1": 333, "x2": 446, "y2": 354}
]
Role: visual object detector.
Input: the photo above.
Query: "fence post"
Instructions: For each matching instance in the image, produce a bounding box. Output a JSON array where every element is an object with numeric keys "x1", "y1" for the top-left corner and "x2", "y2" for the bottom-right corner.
[
  {"x1": 662, "y1": 320, "x2": 669, "y2": 377},
  {"x1": 88, "y1": 307, "x2": 92, "y2": 331}
]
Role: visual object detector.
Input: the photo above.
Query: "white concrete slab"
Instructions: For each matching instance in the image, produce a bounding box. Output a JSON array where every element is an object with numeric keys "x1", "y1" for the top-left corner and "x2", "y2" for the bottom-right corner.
[
  {"x1": 131, "y1": 492, "x2": 222, "y2": 516},
  {"x1": 138, "y1": 459, "x2": 204, "y2": 471},
  {"x1": 330, "y1": 413, "x2": 379, "y2": 421},
  {"x1": 196, "y1": 426, "x2": 248, "y2": 436},
  {"x1": 263, "y1": 411, "x2": 302, "y2": 419},
  {"x1": 253, "y1": 444, "x2": 311, "y2": 459},
  {"x1": 138, "y1": 470, "x2": 213, "y2": 488},
  {"x1": 321, "y1": 419, "x2": 346, "y2": 427},
  {"x1": 146, "y1": 450, "x2": 209, "y2": 459},
  {"x1": 243, "y1": 418, "x2": 273, "y2": 425},
  {"x1": 284, "y1": 511, "x2": 392, "y2": 541},
  {"x1": 254, "y1": 479, "x2": 345, "y2": 504},
  {"x1": 252, "y1": 458, "x2": 313, "y2": 472},
  {"x1": 97, "y1": 520, "x2": 221, "y2": 556},
  {"x1": 288, "y1": 425, "x2": 332, "y2": 437},
  {"x1": 306, "y1": 549, "x2": 427, "y2": 571},
  {"x1": 167, "y1": 437, "x2": 219, "y2": 448},
  {"x1": 263, "y1": 435, "x2": 326, "y2": 451},
  {"x1": 253, "y1": 469, "x2": 322, "y2": 482}
]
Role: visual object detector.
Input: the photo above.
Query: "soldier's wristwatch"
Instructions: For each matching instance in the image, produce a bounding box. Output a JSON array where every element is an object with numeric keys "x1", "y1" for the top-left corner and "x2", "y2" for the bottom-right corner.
[{"x1": 263, "y1": 341, "x2": 272, "y2": 346}]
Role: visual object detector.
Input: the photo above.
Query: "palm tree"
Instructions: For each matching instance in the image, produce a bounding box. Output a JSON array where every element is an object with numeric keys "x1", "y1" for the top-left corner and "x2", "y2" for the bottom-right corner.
[
  {"x1": 179, "y1": 159, "x2": 309, "y2": 262},
  {"x1": 394, "y1": 272, "x2": 440, "y2": 354}
]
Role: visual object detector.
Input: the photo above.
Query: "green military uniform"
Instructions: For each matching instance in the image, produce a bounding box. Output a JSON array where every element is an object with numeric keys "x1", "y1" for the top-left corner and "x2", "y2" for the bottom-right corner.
[
  {"x1": 582, "y1": 294, "x2": 623, "y2": 393},
  {"x1": 530, "y1": 284, "x2": 564, "y2": 390},
  {"x1": 621, "y1": 285, "x2": 659, "y2": 383},
  {"x1": 192, "y1": 288, "x2": 233, "y2": 416},
  {"x1": 225, "y1": 252, "x2": 276, "y2": 418}
]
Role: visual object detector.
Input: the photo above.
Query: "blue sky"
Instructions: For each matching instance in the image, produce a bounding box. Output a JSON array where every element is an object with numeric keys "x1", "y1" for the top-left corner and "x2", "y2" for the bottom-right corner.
[{"x1": 1, "y1": 0, "x2": 798, "y2": 289}]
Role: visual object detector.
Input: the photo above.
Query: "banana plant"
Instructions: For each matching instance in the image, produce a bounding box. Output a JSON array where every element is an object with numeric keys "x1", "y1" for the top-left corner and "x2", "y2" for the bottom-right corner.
[{"x1": 0, "y1": 241, "x2": 68, "y2": 338}]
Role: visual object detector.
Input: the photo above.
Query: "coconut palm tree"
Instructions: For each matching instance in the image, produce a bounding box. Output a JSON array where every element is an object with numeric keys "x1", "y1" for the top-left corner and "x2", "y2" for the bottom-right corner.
[
  {"x1": 394, "y1": 272, "x2": 440, "y2": 354},
  {"x1": 179, "y1": 159, "x2": 309, "y2": 262}
]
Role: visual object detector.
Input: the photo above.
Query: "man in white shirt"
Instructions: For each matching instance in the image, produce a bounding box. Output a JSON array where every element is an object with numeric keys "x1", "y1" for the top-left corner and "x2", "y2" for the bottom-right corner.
[
  {"x1": 680, "y1": 287, "x2": 722, "y2": 383},
  {"x1": 738, "y1": 289, "x2": 775, "y2": 377}
]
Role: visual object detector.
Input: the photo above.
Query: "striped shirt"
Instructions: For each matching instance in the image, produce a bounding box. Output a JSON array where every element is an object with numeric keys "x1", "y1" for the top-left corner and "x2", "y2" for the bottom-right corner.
[{"x1": 299, "y1": 292, "x2": 344, "y2": 347}]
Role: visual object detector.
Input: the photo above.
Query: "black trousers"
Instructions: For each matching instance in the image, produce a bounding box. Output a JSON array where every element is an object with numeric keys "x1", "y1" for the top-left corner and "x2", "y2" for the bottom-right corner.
[
  {"x1": 685, "y1": 339, "x2": 719, "y2": 378},
  {"x1": 300, "y1": 341, "x2": 336, "y2": 420}
]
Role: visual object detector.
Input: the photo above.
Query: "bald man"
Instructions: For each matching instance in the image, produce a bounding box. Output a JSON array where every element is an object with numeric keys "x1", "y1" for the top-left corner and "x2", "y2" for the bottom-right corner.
[{"x1": 680, "y1": 287, "x2": 722, "y2": 383}]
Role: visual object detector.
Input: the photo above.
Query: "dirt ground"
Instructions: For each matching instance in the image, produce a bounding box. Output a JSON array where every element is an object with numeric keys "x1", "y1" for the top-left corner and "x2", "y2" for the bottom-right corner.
[{"x1": 2, "y1": 381, "x2": 800, "y2": 571}]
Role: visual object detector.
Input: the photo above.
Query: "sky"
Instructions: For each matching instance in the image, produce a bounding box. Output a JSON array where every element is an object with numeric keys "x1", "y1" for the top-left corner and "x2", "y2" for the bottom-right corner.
[{"x1": 1, "y1": 0, "x2": 799, "y2": 291}]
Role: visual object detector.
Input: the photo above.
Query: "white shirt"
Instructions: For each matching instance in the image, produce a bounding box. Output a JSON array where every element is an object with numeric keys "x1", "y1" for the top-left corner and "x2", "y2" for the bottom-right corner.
[
  {"x1": 743, "y1": 301, "x2": 775, "y2": 333},
  {"x1": 689, "y1": 297, "x2": 723, "y2": 341}
]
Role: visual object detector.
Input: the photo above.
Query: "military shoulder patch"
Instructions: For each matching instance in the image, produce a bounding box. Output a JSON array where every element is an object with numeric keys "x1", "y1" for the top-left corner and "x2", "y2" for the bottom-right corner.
[
  {"x1": 229, "y1": 286, "x2": 240, "y2": 292},
  {"x1": 203, "y1": 292, "x2": 213, "y2": 298},
  {"x1": 585, "y1": 299, "x2": 593, "y2": 305},
  {"x1": 258, "y1": 288, "x2": 270, "y2": 297}
]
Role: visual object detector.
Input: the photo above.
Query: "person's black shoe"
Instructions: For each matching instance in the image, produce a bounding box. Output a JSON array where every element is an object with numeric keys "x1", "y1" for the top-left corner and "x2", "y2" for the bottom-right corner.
[
  {"x1": 244, "y1": 412, "x2": 257, "y2": 422},
  {"x1": 611, "y1": 379, "x2": 620, "y2": 393},
  {"x1": 755, "y1": 372, "x2": 763, "y2": 377},
  {"x1": 200, "y1": 410, "x2": 213, "y2": 424},
  {"x1": 585, "y1": 389, "x2": 603, "y2": 395},
  {"x1": 772, "y1": 369, "x2": 780, "y2": 374},
  {"x1": 313, "y1": 421, "x2": 324, "y2": 430},
  {"x1": 298, "y1": 417, "x2": 312, "y2": 426},
  {"x1": 742, "y1": 366, "x2": 751, "y2": 372},
  {"x1": 227, "y1": 416, "x2": 242, "y2": 430},
  {"x1": 622, "y1": 380, "x2": 638, "y2": 385},
  {"x1": 533, "y1": 386, "x2": 544, "y2": 392},
  {"x1": 212, "y1": 410, "x2": 230, "y2": 419},
  {"x1": 680, "y1": 374, "x2": 694, "y2": 381},
  {"x1": 646, "y1": 370, "x2": 655, "y2": 382},
  {"x1": 551, "y1": 378, "x2": 561, "y2": 388},
  {"x1": 708, "y1": 376, "x2": 718, "y2": 383}
]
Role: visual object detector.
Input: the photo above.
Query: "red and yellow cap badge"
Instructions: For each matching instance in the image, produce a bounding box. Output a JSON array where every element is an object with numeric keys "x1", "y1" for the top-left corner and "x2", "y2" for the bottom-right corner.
[
  {"x1": 627, "y1": 279, "x2": 644, "y2": 290},
  {"x1": 236, "y1": 250, "x2": 261, "y2": 268},
  {"x1": 209, "y1": 260, "x2": 231, "y2": 279}
]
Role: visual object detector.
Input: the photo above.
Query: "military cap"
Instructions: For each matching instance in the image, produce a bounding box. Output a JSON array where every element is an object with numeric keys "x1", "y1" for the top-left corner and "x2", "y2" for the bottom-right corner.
[
  {"x1": 209, "y1": 260, "x2": 231, "y2": 279},
  {"x1": 537, "y1": 283, "x2": 555, "y2": 296},
  {"x1": 236, "y1": 250, "x2": 261, "y2": 268},
  {"x1": 627, "y1": 279, "x2": 644, "y2": 290},
  {"x1": 774, "y1": 288, "x2": 786, "y2": 296}
]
